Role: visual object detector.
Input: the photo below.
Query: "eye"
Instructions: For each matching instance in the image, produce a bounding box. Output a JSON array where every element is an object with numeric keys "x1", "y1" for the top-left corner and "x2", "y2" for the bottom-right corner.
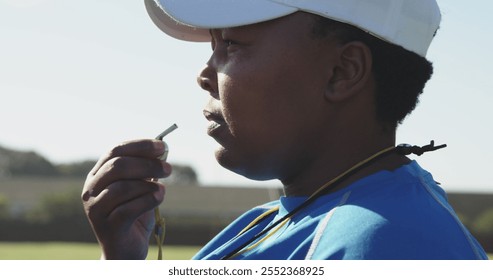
[{"x1": 224, "y1": 39, "x2": 237, "y2": 47}]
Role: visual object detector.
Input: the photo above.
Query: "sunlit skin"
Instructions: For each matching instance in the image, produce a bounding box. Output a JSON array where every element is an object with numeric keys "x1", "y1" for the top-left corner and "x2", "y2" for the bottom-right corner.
[
  {"x1": 199, "y1": 12, "x2": 410, "y2": 197},
  {"x1": 81, "y1": 11, "x2": 410, "y2": 259}
]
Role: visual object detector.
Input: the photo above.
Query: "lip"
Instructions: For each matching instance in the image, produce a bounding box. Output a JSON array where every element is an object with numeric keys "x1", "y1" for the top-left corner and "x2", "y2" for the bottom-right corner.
[{"x1": 203, "y1": 109, "x2": 227, "y2": 136}]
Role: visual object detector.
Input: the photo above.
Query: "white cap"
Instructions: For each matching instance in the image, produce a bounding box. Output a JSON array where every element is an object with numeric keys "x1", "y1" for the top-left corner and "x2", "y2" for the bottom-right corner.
[{"x1": 144, "y1": 0, "x2": 441, "y2": 57}]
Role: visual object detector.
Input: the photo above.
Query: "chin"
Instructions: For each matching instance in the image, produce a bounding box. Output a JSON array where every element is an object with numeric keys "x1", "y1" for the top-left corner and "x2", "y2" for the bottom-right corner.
[{"x1": 215, "y1": 148, "x2": 278, "y2": 182}]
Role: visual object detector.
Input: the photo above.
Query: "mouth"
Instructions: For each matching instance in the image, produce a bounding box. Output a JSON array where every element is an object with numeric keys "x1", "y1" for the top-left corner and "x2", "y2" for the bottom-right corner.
[{"x1": 203, "y1": 109, "x2": 227, "y2": 136}]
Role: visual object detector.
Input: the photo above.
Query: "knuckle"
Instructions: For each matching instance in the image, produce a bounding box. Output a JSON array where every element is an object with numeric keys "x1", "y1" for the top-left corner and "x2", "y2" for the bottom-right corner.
[
  {"x1": 81, "y1": 179, "x2": 95, "y2": 201},
  {"x1": 81, "y1": 190, "x2": 91, "y2": 202},
  {"x1": 84, "y1": 201, "x2": 101, "y2": 221},
  {"x1": 108, "y1": 143, "x2": 126, "y2": 159}
]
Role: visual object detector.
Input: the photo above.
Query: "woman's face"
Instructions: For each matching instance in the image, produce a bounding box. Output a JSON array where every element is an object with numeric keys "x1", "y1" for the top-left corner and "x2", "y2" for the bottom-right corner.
[{"x1": 198, "y1": 12, "x2": 339, "y2": 182}]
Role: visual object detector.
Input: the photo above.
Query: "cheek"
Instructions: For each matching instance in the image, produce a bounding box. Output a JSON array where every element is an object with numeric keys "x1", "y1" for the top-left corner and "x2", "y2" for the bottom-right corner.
[
  {"x1": 219, "y1": 69, "x2": 284, "y2": 138},
  {"x1": 220, "y1": 50, "x2": 326, "y2": 136}
]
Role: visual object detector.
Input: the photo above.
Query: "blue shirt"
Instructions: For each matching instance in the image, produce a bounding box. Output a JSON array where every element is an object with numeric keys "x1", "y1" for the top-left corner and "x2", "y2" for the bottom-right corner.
[{"x1": 193, "y1": 161, "x2": 488, "y2": 260}]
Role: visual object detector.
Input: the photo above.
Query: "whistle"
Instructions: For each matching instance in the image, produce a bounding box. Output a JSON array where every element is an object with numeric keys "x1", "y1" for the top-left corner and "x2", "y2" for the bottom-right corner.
[{"x1": 155, "y1": 123, "x2": 178, "y2": 161}]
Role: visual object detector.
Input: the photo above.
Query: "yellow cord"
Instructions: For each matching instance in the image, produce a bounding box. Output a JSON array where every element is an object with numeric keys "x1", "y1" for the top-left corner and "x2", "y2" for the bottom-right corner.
[
  {"x1": 151, "y1": 177, "x2": 166, "y2": 260},
  {"x1": 237, "y1": 206, "x2": 281, "y2": 236},
  {"x1": 153, "y1": 207, "x2": 165, "y2": 260},
  {"x1": 228, "y1": 145, "x2": 396, "y2": 259},
  {"x1": 308, "y1": 145, "x2": 395, "y2": 200},
  {"x1": 230, "y1": 217, "x2": 289, "y2": 259}
]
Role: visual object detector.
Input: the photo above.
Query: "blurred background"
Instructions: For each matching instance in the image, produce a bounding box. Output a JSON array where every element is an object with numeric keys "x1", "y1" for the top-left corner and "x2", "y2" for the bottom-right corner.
[{"x1": 0, "y1": 0, "x2": 492, "y2": 259}]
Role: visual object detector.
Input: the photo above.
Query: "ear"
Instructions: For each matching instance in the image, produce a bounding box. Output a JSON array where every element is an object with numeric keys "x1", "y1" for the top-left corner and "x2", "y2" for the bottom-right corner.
[{"x1": 324, "y1": 41, "x2": 373, "y2": 102}]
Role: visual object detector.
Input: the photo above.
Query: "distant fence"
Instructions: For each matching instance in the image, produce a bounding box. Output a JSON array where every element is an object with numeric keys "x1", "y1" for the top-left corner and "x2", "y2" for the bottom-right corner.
[
  {"x1": 0, "y1": 215, "x2": 226, "y2": 246},
  {"x1": 1, "y1": 177, "x2": 492, "y2": 254}
]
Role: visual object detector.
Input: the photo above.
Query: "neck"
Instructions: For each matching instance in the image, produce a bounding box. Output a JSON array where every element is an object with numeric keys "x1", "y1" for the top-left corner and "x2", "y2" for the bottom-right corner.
[{"x1": 281, "y1": 132, "x2": 410, "y2": 197}]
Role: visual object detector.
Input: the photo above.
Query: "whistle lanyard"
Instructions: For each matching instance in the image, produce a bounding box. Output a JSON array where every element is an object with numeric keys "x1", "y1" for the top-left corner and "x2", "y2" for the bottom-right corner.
[{"x1": 220, "y1": 141, "x2": 446, "y2": 260}]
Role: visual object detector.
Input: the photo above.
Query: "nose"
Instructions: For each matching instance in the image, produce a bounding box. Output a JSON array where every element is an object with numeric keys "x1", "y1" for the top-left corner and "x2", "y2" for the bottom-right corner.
[{"x1": 197, "y1": 63, "x2": 218, "y2": 97}]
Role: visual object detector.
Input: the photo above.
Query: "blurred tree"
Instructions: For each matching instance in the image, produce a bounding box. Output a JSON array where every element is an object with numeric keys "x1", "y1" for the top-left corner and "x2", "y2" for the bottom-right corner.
[
  {"x1": 0, "y1": 144, "x2": 200, "y2": 181},
  {"x1": 56, "y1": 160, "x2": 97, "y2": 177},
  {"x1": 0, "y1": 194, "x2": 9, "y2": 219},
  {"x1": 26, "y1": 189, "x2": 83, "y2": 223},
  {"x1": 0, "y1": 145, "x2": 58, "y2": 177},
  {"x1": 473, "y1": 208, "x2": 493, "y2": 236}
]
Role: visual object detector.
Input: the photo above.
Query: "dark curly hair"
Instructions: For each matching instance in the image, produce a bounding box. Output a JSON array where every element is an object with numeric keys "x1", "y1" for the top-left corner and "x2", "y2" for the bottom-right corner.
[{"x1": 311, "y1": 16, "x2": 434, "y2": 130}]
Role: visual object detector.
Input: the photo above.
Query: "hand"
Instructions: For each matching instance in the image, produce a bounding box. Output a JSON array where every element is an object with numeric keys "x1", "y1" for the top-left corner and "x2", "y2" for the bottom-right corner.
[{"x1": 81, "y1": 139, "x2": 171, "y2": 259}]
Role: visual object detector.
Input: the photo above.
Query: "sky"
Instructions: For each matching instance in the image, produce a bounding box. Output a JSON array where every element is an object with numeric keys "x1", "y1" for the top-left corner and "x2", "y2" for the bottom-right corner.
[{"x1": 0, "y1": 0, "x2": 492, "y2": 193}]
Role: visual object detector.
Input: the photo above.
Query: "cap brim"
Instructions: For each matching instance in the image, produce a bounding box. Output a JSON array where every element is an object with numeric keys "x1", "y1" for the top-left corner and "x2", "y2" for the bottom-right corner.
[{"x1": 145, "y1": 0, "x2": 297, "y2": 42}]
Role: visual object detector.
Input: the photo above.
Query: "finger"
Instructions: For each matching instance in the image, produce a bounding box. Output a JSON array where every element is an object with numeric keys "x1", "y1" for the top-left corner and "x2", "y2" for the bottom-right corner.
[
  {"x1": 83, "y1": 156, "x2": 171, "y2": 198},
  {"x1": 88, "y1": 180, "x2": 165, "y2": 226},
  {"x1": 96, "y1": 180, "x2": 165, "y2": 213},
  {"x1": 105, "y1": 182, "x2": 165, "y2": 228},
  {"x1": 90, "y1": 139, "x2": 165, "y2": 176}
]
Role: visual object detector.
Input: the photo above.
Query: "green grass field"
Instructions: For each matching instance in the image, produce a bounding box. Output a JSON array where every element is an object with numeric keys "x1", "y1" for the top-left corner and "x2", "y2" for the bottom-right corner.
[
  {"x1": 0, "y1": 242, "x2": 490, "y2": 260},
  {"x1": 0, "y1": 242, "x2": 200, "y2": 260}
]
